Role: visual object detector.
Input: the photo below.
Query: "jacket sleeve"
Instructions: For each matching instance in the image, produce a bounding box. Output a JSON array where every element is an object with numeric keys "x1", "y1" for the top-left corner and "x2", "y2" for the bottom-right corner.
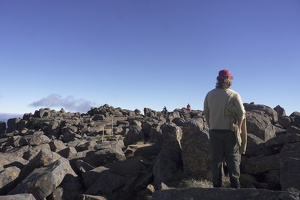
[
  {"x1": 227, "y1": 92, "x2": 247, "y2": 154},
  {"x1": 233, "y1": 93, "x2": 246, "y2": 120},
  {"x1": 233, "y1": 93, "x2": 247, "y2": 154},
  {"x1": 240, "y1": 118, "x2": 247, "y2": 154},
  {"x1": 203, "y1": 95, "x2": 210, "y2": 127}
]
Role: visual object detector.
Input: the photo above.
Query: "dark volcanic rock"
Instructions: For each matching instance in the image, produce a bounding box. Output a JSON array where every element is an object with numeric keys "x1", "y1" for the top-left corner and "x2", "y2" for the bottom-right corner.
[
  {"x1": 0, "y1": 103, "x2": 299, "y2": 200},
  {"x1": 151, "y1": 188, "x2": 298, "y2": 200}
]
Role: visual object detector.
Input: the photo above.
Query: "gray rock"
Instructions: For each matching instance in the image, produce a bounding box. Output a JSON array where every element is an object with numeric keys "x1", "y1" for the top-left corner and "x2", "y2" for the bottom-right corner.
[
  {"x1": 151, "y1": 188, "x2": 292, "y2": 200},
  {"x1": 0, "y1": 193, "x2": 36, "y2": 200},
  {"x1": 153, "y1": 123, "x2": 183, "y2": 189},
  {"x1": 181, "y1": 118, "x2": 212, "y2": 179},
  {"x1": 9, "y1": 157, "x2": 76, "y2": 199},
  {"x1": 280, "y1": 152, "x2": 300, "y2": 191},
  {"x1": 246, "y1": 112, "x2": 276, "y2": 141}
]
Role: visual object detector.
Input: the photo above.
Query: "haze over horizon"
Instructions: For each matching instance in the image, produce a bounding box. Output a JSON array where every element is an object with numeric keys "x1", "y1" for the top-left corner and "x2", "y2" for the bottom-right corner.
[{"x1": 1, "y1": 0, "x2": 299, "y2": 117}]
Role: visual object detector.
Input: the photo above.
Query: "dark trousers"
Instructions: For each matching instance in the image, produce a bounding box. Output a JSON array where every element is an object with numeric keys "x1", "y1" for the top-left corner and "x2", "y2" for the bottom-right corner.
[{"x1": 209, "y1": 129, "x2": 240, "y2": 188}]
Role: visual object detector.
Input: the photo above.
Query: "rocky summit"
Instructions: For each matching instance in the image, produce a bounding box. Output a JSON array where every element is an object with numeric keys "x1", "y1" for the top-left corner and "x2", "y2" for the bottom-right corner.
[{"x1": 0, "y1": 103, "x2": 299, "y2": 200}]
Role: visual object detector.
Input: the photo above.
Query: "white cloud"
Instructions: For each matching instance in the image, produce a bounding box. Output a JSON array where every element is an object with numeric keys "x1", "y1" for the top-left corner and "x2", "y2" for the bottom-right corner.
[{"x1": 29, "y1": 94, "x2": 96, "y2": 113}]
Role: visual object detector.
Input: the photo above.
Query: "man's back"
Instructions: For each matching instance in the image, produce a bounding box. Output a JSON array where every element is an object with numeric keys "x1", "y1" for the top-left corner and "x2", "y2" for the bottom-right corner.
[{"x1": 204, "y1": 88, "x2": 237, "y2": 130}]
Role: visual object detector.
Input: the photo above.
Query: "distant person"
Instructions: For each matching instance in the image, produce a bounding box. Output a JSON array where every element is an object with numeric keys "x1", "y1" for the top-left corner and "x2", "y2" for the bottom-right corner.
[
  {"x1": 187, "y1": 103, "x2": 191, "y2": 111},
  {"x1": 203, "y1": 69, "x2": 246, "y2": 189},
  {"x1": 162, "y1": 106, "x2": 168, "y2": 114}
]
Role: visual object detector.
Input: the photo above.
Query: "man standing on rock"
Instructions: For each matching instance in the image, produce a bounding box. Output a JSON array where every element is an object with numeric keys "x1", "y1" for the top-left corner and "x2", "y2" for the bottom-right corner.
[{"x1": 203, "y1": 69, "x2": 246, "y2": 189}]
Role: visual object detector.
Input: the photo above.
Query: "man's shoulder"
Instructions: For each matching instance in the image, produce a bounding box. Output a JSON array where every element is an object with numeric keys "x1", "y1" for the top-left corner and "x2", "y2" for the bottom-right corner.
[
  {"x1": 227, "y1": 88, "x2": 236, "y2": 93},
  {"x1": 227, "y1": 89, "x2": 242, "y2": 99},
  {"x1": 227, "y1": 88, "x2": 239, "y2": 95},
  {"x1": 206, "y1": 88, "x2": 218, "y2": 95}
]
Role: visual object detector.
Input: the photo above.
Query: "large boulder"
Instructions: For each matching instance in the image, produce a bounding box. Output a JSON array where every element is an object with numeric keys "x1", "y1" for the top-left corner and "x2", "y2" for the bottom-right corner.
[
  {"x1": 83, "y1": 148, "x2": 126, "y2": 168},
  {"x1": 274, "y1": 105, "x2": 286, "y2": 117},
  {"x1": 82, "y1": 156, "x2": 152, "y2": 199},
  {"x1": 6, "y1": 118, "x2": 21, "y2": 134},
  {"x1": 290, "y1": 112, "x2": 300, "y2": 128},
  {"x1": 246, "y1": 112, "x2": 276, "y2": 141},
  {"x1": 0, "y1": 122, "x2": 6, "y2": 134},
  {"x1": 280, "y1": 150, "x2": 300, "y2": 191},
  {"x1": 8, "y1": 157, "x2": 76, "y2": 200},
  {"x1": 153, "y1": 123, "x2": 183, "y2": 189},
  {"x1": 244, "y1": 103, "x2": 278, "y2": 124},
  {"x1": 123, "y1": 125, "x2": 144, "y2": 146},
  {"x1": 0, "y1": 166, "x2": 21, "y2": 195},
  {"x1": 181, "y1": 117, "x2": 212, "y2": 179},
  {"x1": 244, "y1": 133, "x2": 267, "y2": 157}
]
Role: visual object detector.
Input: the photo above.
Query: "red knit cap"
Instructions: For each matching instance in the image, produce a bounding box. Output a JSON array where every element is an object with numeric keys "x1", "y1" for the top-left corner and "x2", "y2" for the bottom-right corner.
[{"x1": 218, "y1": 69, "x2": 232, "y2": 79}]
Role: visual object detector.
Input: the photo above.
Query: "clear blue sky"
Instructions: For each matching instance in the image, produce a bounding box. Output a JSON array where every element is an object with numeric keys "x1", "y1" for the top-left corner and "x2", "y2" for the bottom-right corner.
[{"x1": 1, "y1": 0, "x2": 300, "y2": 116}]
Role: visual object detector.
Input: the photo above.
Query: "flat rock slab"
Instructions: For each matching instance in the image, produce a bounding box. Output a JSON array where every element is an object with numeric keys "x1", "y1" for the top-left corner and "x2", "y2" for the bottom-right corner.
[{"x1": 151, "y1": 188, "x2": 296, "y2": 200}]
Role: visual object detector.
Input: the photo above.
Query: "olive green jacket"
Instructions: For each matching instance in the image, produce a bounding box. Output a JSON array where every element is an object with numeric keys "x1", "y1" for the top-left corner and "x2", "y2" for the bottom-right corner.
[{"x1": 226, "y1": 95, "x2": 247, "y2": 154}]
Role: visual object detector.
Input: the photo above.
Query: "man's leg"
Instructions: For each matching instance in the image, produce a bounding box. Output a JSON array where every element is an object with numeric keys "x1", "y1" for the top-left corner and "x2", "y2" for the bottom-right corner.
[
  {"x1": 224, "y1": 131, "x2": 240, "y2": 188},
  {"x1": 209, "y1": 130, "x2": 225, "y2": 187}
]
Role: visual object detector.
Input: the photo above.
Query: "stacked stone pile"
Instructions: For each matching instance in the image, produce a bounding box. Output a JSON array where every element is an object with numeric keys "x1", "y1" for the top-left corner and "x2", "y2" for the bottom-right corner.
[{"x1": 0, "y1": 103, "x2": 299, "y2": 200}]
